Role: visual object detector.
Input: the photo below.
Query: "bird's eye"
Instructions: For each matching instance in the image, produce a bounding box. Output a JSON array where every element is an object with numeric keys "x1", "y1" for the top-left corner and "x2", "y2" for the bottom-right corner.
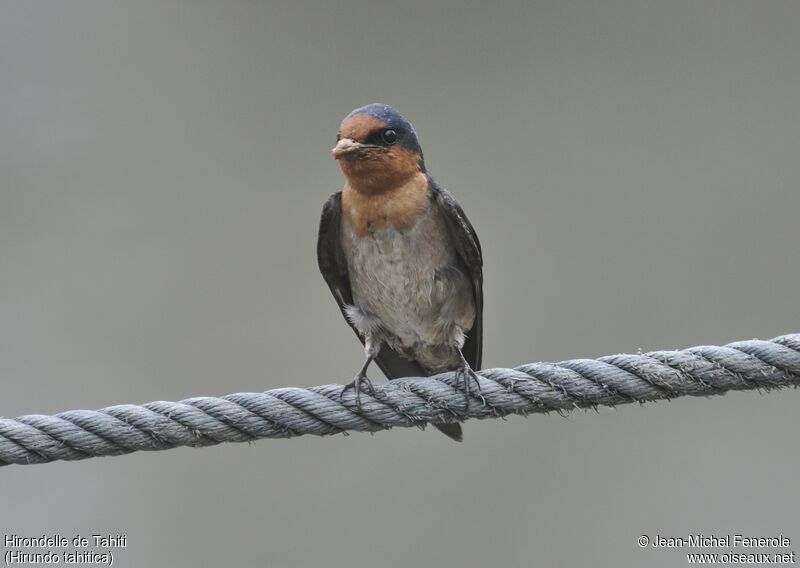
[{"x1": 381, "y1": 129, "x2": 398, "y2": 145}]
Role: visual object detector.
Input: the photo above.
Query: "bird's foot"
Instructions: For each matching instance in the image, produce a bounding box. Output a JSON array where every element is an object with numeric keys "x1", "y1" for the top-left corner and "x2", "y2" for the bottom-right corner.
[
  {"x1": 454, "y1": 363, "x2": 482, "y2": 411},
  {"x1": 341, "y1": 372, "x2": 375, "y2": 410}
]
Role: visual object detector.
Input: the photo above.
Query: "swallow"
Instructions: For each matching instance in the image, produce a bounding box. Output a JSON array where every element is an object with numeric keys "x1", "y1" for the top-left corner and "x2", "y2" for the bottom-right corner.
[{"x1": 317, "y1": 103, "x2": 483, "y2": 441}]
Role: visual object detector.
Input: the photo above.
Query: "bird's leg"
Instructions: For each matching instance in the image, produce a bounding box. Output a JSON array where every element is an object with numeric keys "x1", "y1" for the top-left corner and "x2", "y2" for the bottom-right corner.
[
  {"x1": 453, "y1": 349, "x2": 482, "y2": 411},
  {"x1": 341, "y1": 337, "x2": 380, "y2": 409}
]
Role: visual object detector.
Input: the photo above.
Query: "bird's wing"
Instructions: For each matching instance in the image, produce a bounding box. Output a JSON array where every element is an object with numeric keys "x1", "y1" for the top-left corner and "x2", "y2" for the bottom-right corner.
[
  {"x1": 317, "y1": 192, "x2": 353, "y2": 310},
  {"x1": 429, "y1": 179, "x2": 484, "y2": 371},
  {"x1": 317, "y1": 192, "x2": 429, "y2": 379}
]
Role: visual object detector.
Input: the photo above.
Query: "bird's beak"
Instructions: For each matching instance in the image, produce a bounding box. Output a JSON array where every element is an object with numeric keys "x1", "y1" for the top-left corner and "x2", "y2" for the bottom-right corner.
[{"x1": 331, "y1": 138, "x2": 376, "y2": 160}]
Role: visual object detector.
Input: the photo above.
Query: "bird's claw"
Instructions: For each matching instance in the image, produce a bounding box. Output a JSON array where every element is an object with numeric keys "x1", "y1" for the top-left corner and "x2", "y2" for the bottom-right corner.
[
  {"x1": 341, "y1": 373, "x2": 375, "y2": 409},
  {"x1": 454, "y1": 365, "x2": 482, "y2": 411}
]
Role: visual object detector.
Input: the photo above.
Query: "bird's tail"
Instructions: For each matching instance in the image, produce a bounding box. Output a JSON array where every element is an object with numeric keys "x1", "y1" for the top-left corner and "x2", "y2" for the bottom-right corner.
[{"x1": 434, "y1": 423, "x2": 463, "y2": 442}]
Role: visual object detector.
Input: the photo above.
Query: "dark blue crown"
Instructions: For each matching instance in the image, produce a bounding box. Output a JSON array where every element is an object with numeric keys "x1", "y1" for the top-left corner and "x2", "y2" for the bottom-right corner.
[{"x1": 343, "y1": 103, "x2": 424, "y2": 158}]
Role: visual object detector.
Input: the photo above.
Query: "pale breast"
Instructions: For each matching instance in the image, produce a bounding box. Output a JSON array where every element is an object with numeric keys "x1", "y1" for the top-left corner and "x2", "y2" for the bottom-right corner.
[{"x1": 341, "y1": 200, "x2": 471, "y2": 349}]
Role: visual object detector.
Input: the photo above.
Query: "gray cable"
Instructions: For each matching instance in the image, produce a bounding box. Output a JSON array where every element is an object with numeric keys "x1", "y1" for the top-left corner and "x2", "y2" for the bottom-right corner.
[{"x1": 1, "y1": 333, "x2": 798, "y2": 466}]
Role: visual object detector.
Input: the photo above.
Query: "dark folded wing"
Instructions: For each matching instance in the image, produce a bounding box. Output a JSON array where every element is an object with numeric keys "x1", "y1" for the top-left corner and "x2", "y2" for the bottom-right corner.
[
  {"x1": 429, "y1": 179, "x2": 484, "y2": 371},
  {"x1": 317, "y1": 192, "x2": 353, "y2": 309}
]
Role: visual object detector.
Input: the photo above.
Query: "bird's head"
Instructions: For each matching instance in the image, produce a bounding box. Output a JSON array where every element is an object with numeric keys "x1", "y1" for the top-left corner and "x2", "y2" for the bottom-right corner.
[{"x1": 332, "y1": 104, "x2": 425, "y2": 194}]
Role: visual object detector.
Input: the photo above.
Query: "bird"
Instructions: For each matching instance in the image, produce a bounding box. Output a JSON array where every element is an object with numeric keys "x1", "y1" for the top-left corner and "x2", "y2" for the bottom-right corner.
[{"x1": 317, "y1": 103, "x2": 483, "y2": 441}]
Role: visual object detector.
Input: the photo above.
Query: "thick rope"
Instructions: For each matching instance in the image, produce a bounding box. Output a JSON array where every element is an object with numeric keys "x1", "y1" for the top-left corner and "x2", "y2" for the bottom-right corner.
[{"x1": 1, "y1": 333, "x2": 798, "y2": 467}]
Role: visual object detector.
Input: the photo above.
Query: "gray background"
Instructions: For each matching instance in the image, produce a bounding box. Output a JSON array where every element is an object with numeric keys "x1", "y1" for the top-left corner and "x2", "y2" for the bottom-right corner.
[{"x1": 2, "y1": 1, "x2": 799, "y2": 566}]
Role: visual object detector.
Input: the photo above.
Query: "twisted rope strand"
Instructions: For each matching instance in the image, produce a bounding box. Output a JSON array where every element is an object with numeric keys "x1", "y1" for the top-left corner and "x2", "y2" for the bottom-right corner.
[{"x1": 1, "y1": 333, "x2": 798, "y2": 467}]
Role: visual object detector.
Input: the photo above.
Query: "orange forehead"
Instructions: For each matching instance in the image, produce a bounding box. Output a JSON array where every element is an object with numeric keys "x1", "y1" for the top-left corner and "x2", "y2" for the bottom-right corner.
[{"x1": 338, "y1": 113, "x2": 385, "y2": 142}]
